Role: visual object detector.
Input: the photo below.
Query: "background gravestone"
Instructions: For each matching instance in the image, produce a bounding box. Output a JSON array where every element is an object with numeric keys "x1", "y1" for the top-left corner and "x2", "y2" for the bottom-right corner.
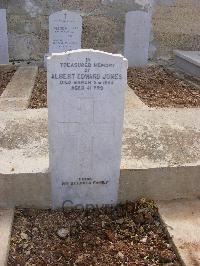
[
  {"x1": 124, "y1": 11, "x2": 151, "y2": 67},
  {"x1": 44, "y1": 10, "x2": 82, "y2": 66},
  {"x1": 0, "y1": 9, "x2": 9, "y2": 64},
  {"x1": 47, "y1": 49, "x2": 128, "y2": 208},
  {"x1": 49, "y1": 10, "x2": 82, "y2": 53}
]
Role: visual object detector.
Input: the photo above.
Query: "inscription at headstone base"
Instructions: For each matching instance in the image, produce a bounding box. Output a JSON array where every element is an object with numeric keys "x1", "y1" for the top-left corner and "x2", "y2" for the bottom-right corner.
[
  {"x1": 47, "y1": 49, "x2": 128, "y2": 209},
  {"x1": 0, "y1": 9, "x2": 9, "y2": 64},
  {"x1": 124, "y1": 11, "x2": 151, "y2": 67}
]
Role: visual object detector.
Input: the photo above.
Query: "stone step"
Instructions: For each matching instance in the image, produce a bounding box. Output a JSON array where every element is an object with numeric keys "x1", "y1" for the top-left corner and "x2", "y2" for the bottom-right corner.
[
  {"x1": 174, "y1": 50, "x2": 200, "y2": 78},
  {"x1": 0, "y1": 89, "x2": 199, "y2": 208},
  {"x1": 0, "y1": 209, "x2": 14, "y2": 266},
  {"x1": 0, "y1": 66, "x2": 38, "y2": 111},
  {"x1": 157, "y1": 199, "x2": 200, "y2": 266}
]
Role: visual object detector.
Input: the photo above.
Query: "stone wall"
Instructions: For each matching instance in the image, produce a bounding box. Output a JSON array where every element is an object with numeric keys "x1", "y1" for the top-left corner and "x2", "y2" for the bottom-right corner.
[
  {"x1": 0, "y1": 0, "x2": 200, "y2": 61},
  {"x1": 153, "y1": 0, "x2": 200, "y2": 57}
]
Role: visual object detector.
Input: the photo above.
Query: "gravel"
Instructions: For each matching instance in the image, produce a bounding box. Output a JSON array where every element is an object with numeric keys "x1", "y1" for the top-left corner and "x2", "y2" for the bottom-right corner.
[
  {"x1": 29, "y1": 68, "x2": 47, "y2": 109},
  {"x1": 8, "y1": 199, "x2": 181, "y2": 265},
  {"x1": 0, "y1": 66, "x2": 16, "y2": 96},
  {"x1": 128, "y1": 66, "x2": 200, "y2": 108},
  {"x1": 30, "y1": 66, "x2": 200, "y2": 109}
]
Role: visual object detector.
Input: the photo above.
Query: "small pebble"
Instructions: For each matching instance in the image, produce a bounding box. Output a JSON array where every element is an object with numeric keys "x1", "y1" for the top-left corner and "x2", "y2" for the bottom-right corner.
[
  {"x1": 20, "y1": 232, "x2": 28, "y2": 240},
  {"x1": 25, "y1": 250, "x2": 31, "y2": 256},
  {"x1": 117, "y1": 251, "x2": 124, "y2": 260},
  {"x1": 116, "y1": 218, "x2": 124, "y2": 224},
  {"x1": 57, "y1": 228, "x2": 70, "y2": 239},
  {"x1": 140, "y1": 236, "x2": 147, "y2": 243},
  {"x1": 75, "y1": 255, "x2": 84, "y2": 264}
]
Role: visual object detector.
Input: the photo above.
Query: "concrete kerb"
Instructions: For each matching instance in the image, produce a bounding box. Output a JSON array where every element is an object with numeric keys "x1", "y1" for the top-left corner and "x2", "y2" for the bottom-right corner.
[
  {"x1": 0, "y1": 106, "x2": 200, "y2": 208},
  {"x1": 0, "y1": 166, "x2": 200, "y2": 209},
  {"x1": 0, "y1": 66, "x2": 38, "y2": 111},
  {"x1": 0, "y1": 78, "x2": 200, "y2": 264},
  {"x1": 0, "y1": 69, "x2": 200, "y2": 208},
  {"x1": 0, "y1": 209, "x2": 14, "y2": 266},
  {"x1": 157, "y1": 199, "x2": 200, "y2": 266},
  {"x1": 125, "y1": 86, "x2": 148, "y2": 109},
  {"x1": 157, "y1": 206, "x2": 185, "y2": 266}
]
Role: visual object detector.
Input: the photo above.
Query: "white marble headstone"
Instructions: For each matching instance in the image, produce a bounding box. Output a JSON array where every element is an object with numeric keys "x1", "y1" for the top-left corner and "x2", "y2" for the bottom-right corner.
[
  {"x1": 47, "y1": 49, "x2": 128, "y2": 209},
  {"x1": 0, "y1": 9, "x2": 9, "y2": 64},
  {"x1": 49, "y1": 10, "x2": 82, "y2": 53},
  {"x1": 124, "y1": 11, "x2": 151, "y2": 67}
]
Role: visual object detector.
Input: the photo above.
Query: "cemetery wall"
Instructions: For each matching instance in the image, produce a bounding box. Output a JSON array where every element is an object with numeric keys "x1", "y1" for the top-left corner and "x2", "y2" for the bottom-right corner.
[{"x1": 0, "y1": 0, "x2": 199, "y2": 61}]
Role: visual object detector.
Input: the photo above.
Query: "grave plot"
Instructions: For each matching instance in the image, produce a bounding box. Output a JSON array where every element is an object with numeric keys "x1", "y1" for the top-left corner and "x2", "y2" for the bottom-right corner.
[
  {"x1": 128, "y1": 66, "x2": 200, "y2": 108},
  {"x1": 8, "y1": 199, "x2": 181, "y2": 265},
  {"x1": 0, "y1": 66, "x2": 16, "y2": 96},
  {"x1": 29, "y1": 65, "x2": 200, "y2": 109}
]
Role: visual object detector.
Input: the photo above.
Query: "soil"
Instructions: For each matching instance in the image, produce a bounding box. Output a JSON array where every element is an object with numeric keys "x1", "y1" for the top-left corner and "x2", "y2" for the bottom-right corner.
[
  {"x1": 30, "y1": 66, "x2": 200, "y2": 109},
  {"x1": 8, "y1": 199, "x2": 181, "y2": 265},
  {"x1": 0, "y1": 66, "x2": 16, "y2": 96},
  {"x1": 29, "y1": 68, "x2": 47, "y2": 109},
  {"x1": 128, "y1": 66, "x2": 200, "y2": 108}
]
